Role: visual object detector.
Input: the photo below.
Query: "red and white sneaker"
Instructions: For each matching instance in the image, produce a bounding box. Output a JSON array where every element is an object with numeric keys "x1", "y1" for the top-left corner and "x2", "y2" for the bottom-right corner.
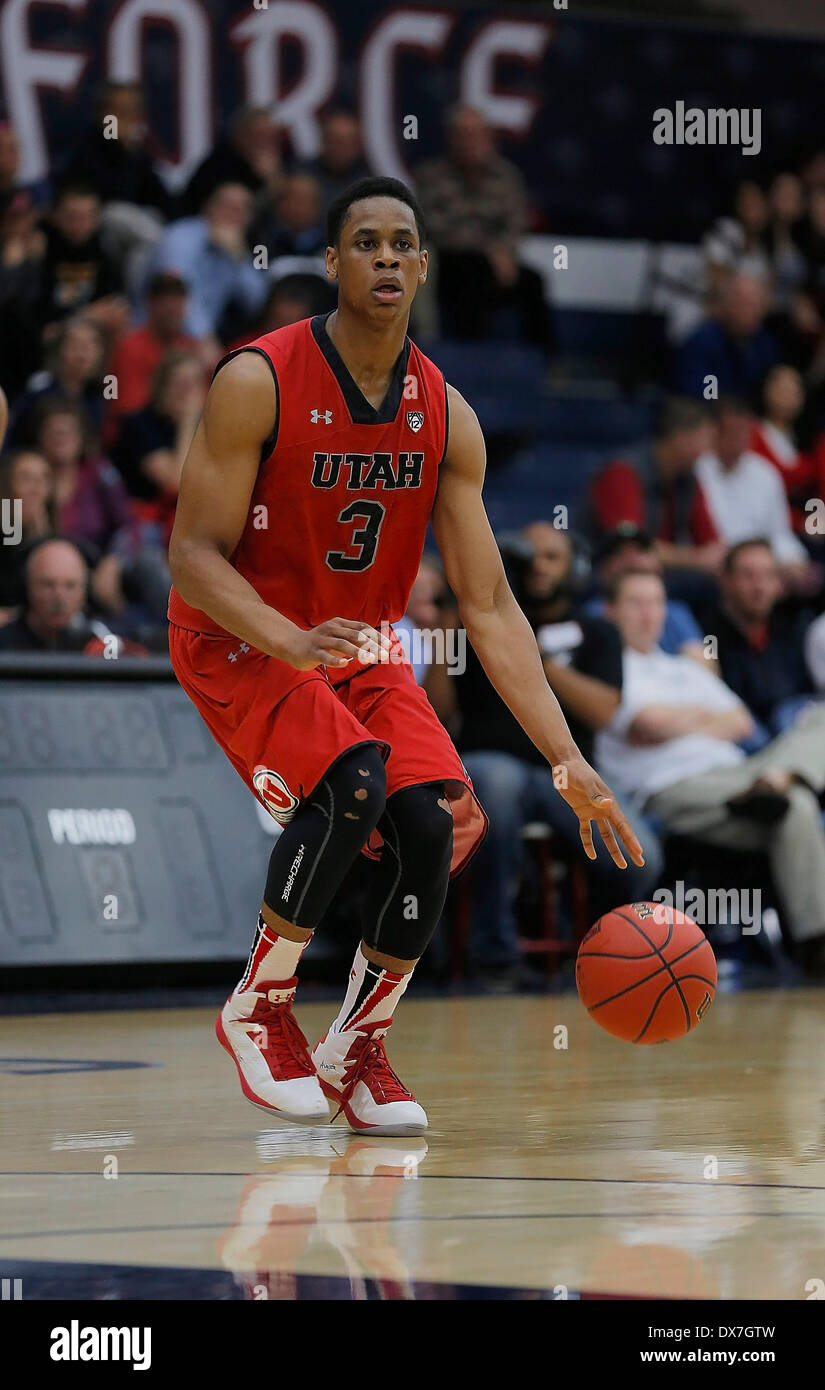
[
  {"x1": 311, "y1": 1022, "x2": 427, "y2": 1136},
  {"x1": 216, "y1": 978, "x2": 329, "y2": 1123}
]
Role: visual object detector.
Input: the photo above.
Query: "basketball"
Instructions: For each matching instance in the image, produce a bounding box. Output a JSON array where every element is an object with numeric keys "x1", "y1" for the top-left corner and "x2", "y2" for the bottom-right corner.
[{"x1": 576, "y1": 902, "x2": 717, "y2": 1044}]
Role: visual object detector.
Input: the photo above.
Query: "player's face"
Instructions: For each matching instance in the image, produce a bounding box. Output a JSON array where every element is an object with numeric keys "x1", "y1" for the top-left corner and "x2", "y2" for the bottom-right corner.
[{"x1": 328, "y1": 197, "x2": 426, "y2": 320}]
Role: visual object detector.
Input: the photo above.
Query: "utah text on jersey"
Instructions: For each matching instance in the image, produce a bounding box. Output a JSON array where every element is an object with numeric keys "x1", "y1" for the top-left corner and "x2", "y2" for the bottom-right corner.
[{"x1": 310, "y1": 452, "x2": 424, "y2": 490}]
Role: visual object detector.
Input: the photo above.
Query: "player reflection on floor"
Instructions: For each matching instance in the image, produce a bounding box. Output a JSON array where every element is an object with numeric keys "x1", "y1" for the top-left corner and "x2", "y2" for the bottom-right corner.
[{"x1": 218, "y1": 1134, "x2": 428, "y2": 1300}]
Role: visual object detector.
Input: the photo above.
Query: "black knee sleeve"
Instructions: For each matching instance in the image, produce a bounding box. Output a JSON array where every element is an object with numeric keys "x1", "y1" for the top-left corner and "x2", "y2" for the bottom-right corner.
[
  {"x1": 264, "y1": 743, "x2": 386, "y2": 928},
  {"x1": 362, "y1": 782, "x2": 454, "y2": 960}
]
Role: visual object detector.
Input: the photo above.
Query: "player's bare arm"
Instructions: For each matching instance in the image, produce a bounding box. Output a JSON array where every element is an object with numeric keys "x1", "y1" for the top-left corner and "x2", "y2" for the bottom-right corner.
[
  {"x1": 168, "y1": 351, "x2": 388, "y2": 669},
  {"x1": 432, "y1": 383, "x2": 644, "y2": 868}
]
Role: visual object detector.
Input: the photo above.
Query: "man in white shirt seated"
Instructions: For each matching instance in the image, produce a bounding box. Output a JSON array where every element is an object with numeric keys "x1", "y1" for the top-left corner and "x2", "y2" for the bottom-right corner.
[
  {"x1": 596, "y1": 568, "x2": 825, "y2": 974},
  {"x1": 695, "y1": 396, "x2": 818, "y2": 596}
]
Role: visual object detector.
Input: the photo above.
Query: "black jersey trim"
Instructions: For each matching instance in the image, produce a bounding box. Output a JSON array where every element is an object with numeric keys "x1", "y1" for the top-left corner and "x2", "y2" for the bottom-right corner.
[
  {"x1": 212, "y1": 345, "x2": 280, "y2": 462},
  {"x1": 310, "y1": 311, "x2": 411, "y2": 425},
  {"x1": 438, "y1": 375, "x2": 450, "y2": 468}
]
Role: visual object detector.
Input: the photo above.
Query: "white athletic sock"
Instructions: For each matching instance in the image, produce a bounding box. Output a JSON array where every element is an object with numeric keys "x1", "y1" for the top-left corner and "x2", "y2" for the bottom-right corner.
[
  {"x1": 236, "y1": 913, "x2": 310, "y2": 993},
  {"x1": 332, "y1": 945, "x2": 412, "y2": 1033}
]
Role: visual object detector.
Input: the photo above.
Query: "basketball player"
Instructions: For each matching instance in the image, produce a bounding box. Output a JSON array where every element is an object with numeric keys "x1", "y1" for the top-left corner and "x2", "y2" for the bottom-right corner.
[{"x1": 168, "y1": 176, "x2": 643, "y2": 1136}]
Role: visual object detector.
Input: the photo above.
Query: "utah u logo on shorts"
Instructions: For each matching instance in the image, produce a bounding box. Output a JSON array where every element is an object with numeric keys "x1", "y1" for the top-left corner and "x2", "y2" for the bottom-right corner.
[{"x1": 253, "y1": 766, "x2": 300, "y2": 825}]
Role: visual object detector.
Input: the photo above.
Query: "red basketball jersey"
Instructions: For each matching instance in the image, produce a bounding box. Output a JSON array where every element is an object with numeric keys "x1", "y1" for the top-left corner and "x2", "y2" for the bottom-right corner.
[{"x1": 168, "y1": 313, "x2": 448, "y2": 635}]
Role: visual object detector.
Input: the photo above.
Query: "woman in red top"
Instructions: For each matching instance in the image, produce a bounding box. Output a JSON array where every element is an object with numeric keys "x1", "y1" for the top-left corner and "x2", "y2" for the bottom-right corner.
[{"x1": 750, "y1": 364, "x2": 818, "y2": 533}]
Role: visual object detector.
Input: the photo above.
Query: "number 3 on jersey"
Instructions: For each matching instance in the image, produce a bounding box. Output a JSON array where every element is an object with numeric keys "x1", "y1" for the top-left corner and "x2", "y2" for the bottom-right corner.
[{"x1": 326, "y1": 500, "x2": 386, "y2": 572}]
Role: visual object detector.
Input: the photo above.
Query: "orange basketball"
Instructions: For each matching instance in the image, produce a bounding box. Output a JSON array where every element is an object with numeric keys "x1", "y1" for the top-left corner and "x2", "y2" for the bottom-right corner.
[{"x1": 575, "y1": 901, "x2": 717, "y2": 1044}]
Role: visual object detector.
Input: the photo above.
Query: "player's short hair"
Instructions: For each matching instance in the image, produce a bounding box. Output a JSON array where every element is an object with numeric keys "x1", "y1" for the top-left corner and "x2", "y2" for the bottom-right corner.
[{"x1": 326, "y1": 176, "x2": 426, "y2": 248}]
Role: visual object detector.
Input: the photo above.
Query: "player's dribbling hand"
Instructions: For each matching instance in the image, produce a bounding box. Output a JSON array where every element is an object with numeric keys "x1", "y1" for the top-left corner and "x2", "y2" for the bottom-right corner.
[
  {"x1": 284, "y1": 618, "x2": 393, "y2": 671},
  {"x1": 553, "y1": 754, "x2": 645, "y2": 869}
]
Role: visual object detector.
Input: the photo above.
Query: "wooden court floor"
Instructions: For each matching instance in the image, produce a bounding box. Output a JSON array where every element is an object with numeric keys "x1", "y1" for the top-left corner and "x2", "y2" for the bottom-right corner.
[{"x1": 1, "y1": 989, "x2": 824, "y2": 1300}]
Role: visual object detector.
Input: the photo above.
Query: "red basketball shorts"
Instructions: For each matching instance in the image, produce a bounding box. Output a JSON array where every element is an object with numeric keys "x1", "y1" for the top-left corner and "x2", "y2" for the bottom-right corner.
[{"x1": 168, "y1": 623, "x2": 487, "y2": 877}]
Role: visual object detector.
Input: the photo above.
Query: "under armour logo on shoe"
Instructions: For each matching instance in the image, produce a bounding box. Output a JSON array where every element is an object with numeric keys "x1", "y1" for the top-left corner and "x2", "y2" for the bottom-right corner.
[{"x1": 311, "y1": 409, "x2": 333, "y2": 424}]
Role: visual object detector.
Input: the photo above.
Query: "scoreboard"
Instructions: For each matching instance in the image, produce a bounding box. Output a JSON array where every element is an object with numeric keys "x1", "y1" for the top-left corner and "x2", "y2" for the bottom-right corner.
[{"x1": 0, "y1": 660, "x2": 274, "y2": 966}]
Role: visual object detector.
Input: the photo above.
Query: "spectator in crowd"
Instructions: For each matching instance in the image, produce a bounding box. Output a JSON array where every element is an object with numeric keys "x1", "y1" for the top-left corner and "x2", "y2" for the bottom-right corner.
[
  {"x1": 675, "y1": 273, "x2": 780, "y2": 400},
  {"x1": 0, "y1": 448, "x2": 55, "y2": 614},
  {"x1": 229, "y1": 273, "x2": 335, "y2": 348},
  {"x1": 802, "y1": 147, "x2": 825, "y2": 196},
  {"x1": 60, "y1": 83, "x2": 171, "y2": 296},
  {"x1": 797, "y1": 184, "x2": 825, "y2": 321},
  {"x1": 0, "y1": 536, "x2": 146, "y2": 655},
  {"x1": 296, "y1": 109, "x2": 371, "y2": 208},
  {"x1": 0, "y1": 120, "x2": 48, "y2": 215},
  {"x1": 765, "y1": 171, "x2": 809, "y2": 314},
  {"x1": 415, "y1": 104, "x2": 553, "y2": 356},
  {"x1": 431, "y1": 523, "x2": 662, "y2": 988},
  {"x1": 584, "y1": 523, "x2": 709, "y2": 662},
  {"x1": 597, "y1": 568, "x2": 825, "y2": 974},
  {"x1": 32, "y1": 399, "x2": 139, "y2": 615},
  {"x1": 61, "y1": 83, "x2": 170, "y2": 213},
  {"x1": 794, "y1": 186, "x2": 825, "y2": 384},
  {"x1": 103, "y1": 271, "x2": 201, "y2": 448},
  {"x1": 750, "y1": 364, "x2": 819, "y2": 534},
  {"x1": 394, "y1": 554, "x2": 446, "y2": 684},
  {"x1": 0, "y1": 537, "x2": 91, "y2": 650},
  {"x1": 184, "y1": 106, "x2": 283, "y2": 216},
  {"x1": 0, "y1": 186, "x2": 48, "y2": 395},
  {"x1": 10, "y1": 317, "x2": 105, "y2": 446},
  {"x1": 805, "y1": 609, "x2": 825, "y2": 691},
  {"x1": 703, "y1": 539, "x2": 816, "y2": 731},
  {"x1": 585, "y1": 396, "x2": 723, "y2": 585},
  {"x1": 115, "y1": 350, "x2": 205, "y2": 547},
  {"x1": 38, "y1": 183, "x2": 130, "y2": 341},
  {"x1": 0, "y1": 121, "x2": 22, "y2": 217},
  {"x1": 702, "y1": 179, "x2": 771, "y2": 301},
  {"x1": 695, "y1": 396, "x2": 815, "y2": 590},
  {"x1": 253, "y1": 173, "x2": 326, "y2": 262},
  {"x1": 144, "y1": 181, "x2": 269, "y2": 339}
]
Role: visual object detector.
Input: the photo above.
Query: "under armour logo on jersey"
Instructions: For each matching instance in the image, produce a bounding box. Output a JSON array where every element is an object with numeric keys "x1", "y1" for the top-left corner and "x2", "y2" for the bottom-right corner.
[
  {"x1": 311, "y1": 409, "x2": 333, "y2": 424},
  {"x1": 406, "y1": 410, "x2": 424, "y2": 432}
]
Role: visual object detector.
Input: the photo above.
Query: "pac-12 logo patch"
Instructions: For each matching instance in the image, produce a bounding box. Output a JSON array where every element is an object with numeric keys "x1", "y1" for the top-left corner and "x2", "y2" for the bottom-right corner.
[
  {"x1": 406, "y1": 410, "x2": 424, "y2": 433},
  {"x1": 253, "y1": 767, "x2": 300, "y2": 825}
]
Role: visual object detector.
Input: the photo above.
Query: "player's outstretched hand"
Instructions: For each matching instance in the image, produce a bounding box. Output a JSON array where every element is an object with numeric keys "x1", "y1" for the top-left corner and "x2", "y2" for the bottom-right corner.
[
  {"x1": 285, "y1": 618, "x2": 393, "y2": 671},
  {"x1": 553, "y1": 754, "x2": 645, "y2": 869}
]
